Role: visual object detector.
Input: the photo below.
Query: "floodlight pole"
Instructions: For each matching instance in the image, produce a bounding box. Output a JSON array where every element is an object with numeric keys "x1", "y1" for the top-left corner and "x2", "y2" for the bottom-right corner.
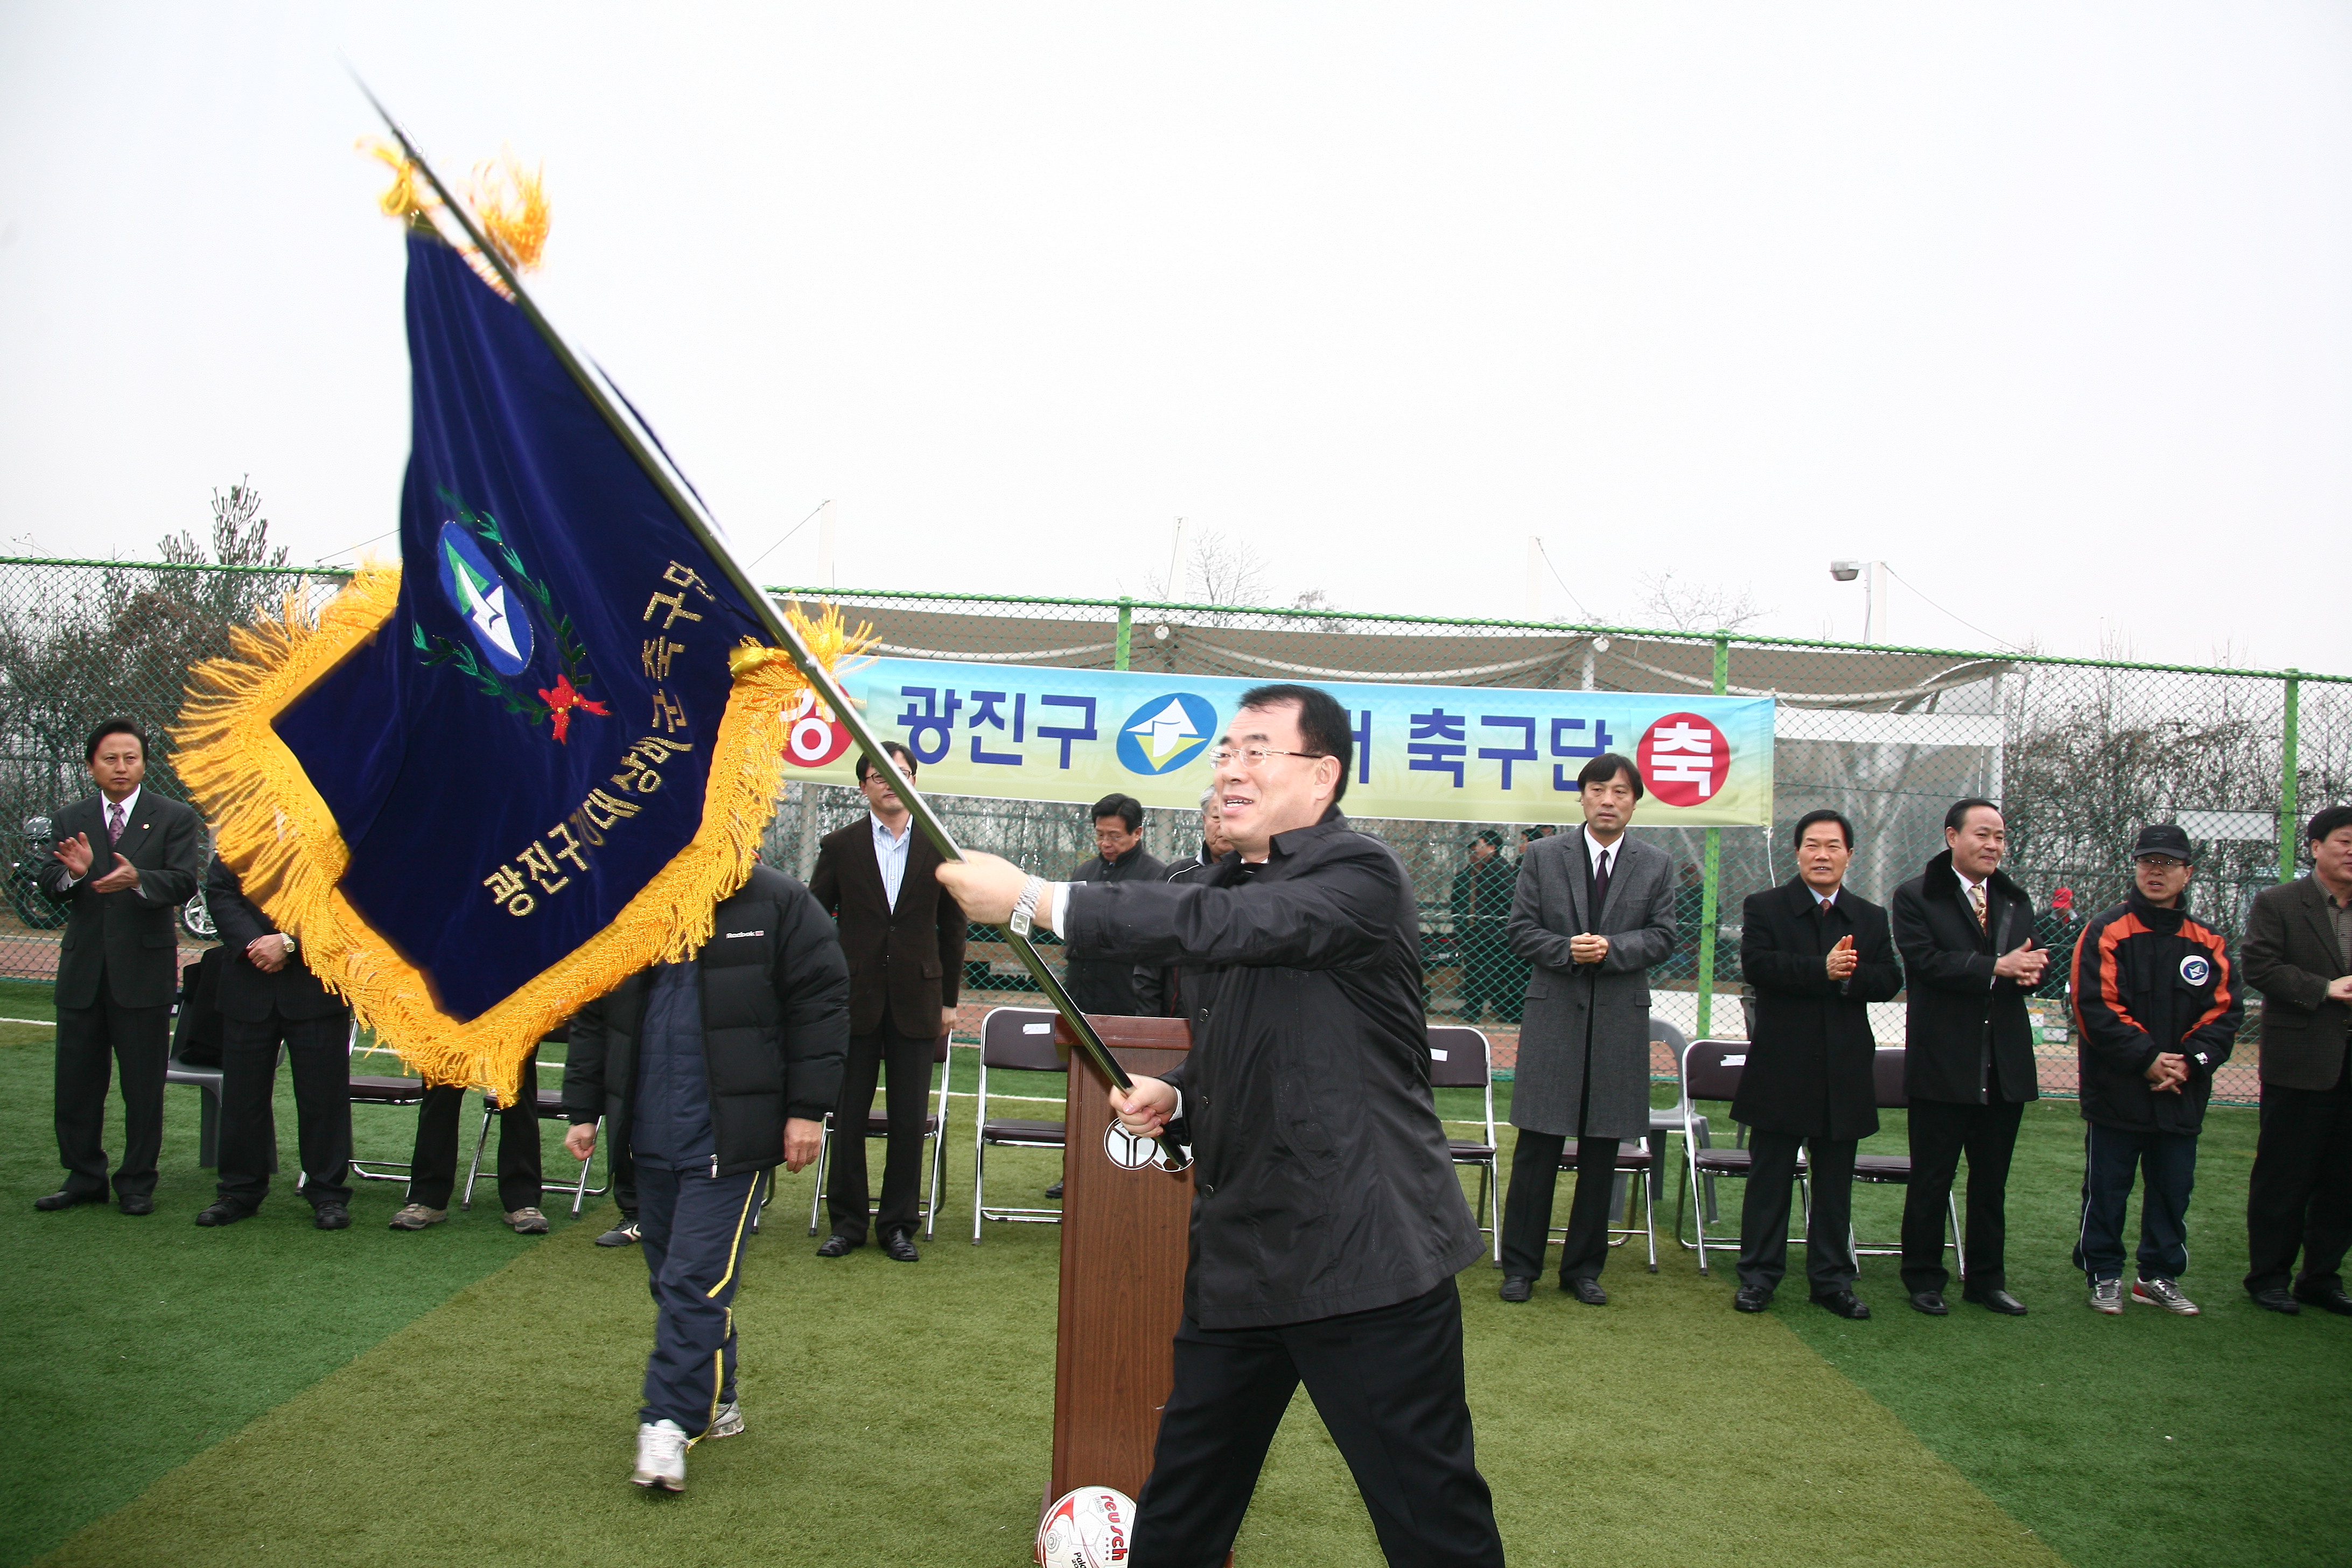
[{"x1": 353, "y1": 80, "x2": 1179, "y2": 1165}]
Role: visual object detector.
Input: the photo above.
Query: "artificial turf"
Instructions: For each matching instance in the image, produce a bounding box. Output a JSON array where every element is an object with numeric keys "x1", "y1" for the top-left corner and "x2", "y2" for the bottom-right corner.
[{"x1": 6, "y1": 1009, "x2": 2347, "y2": 1567}]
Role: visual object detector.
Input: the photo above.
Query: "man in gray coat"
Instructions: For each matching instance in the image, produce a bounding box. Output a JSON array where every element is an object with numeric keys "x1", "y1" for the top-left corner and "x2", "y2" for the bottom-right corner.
[{"x1": 1499, "y1": 752, "x2": 1678, "y2": 1304}]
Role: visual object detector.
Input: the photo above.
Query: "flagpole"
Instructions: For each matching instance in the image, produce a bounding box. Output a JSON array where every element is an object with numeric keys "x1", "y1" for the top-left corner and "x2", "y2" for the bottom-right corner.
[{"x1": 353, "y1": 82, "x2": 1180, "y2": 1165}]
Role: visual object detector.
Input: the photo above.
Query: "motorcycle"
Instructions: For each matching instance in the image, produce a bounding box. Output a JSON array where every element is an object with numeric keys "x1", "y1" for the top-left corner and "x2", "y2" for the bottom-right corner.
[{"x1": 6, "y1": 815, "x2": 69, "y2": 930}]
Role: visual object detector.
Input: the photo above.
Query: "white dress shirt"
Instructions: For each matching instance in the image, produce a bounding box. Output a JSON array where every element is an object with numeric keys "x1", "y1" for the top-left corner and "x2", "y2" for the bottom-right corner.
[
  {"x1": 871, "y1": 813, "x2": 913, "y2": 912},
  {"x1": 1583, "y1": 826, "x2": 1621, "y2": 879},
  {"x1": 65, "y1": 786, "x2": 142, "y2": 888}
]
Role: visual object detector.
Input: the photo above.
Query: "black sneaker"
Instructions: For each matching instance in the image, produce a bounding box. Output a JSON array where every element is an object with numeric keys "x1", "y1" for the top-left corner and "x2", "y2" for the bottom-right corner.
[{"x1": 594, "y1": 1219, "x2": 641, "y2": 1248}]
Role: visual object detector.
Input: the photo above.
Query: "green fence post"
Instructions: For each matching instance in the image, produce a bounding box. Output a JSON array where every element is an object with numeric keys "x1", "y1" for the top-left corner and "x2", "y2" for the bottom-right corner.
[
  {"x1": 1115, "y1": 598, "x2": 1133, "y2": 672},
  {"x1": 2279, "y1": 669, "x2": 2302, "y2": 883},
  {"x1": 1693, "y1": 633, "x2": 1731, "y2": 1038}
]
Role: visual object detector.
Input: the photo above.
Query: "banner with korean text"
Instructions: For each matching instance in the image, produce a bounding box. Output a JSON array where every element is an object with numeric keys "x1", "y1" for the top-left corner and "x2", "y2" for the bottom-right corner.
[{"x1": 785, "y1": 656, "x2": 1773, "y2": 826}]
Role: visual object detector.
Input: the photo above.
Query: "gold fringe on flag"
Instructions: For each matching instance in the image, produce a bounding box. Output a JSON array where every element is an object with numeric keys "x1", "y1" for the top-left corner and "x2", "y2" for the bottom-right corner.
[{"x1": 170, "y1": 571, "x2": 864, "y2": 1102}]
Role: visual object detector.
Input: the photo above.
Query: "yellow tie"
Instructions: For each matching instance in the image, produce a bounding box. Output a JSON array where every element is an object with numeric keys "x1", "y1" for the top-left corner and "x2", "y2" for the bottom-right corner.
[{"x1": 1968, "y1": 882, "x2": 1987, "y2": 931}]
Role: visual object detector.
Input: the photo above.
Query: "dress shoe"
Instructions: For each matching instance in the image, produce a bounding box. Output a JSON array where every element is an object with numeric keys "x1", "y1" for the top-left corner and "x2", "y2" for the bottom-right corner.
[
  {"x1": 1812, "y1": 1289, "x2": 1871, "y2": 1320},
  {"x1": 313, "y1": 1203, "x2": 351, "y2": 1230},
  {"x1": 815, "y1": 1233, "x2": 858, "y2": 1257},
  {"x1": 194, "y1": 1200, "x2": 255, "y2": 1227},
  {"x1": 117, "y1": 1194, "x2": 155, "y2": 1216},
  {"x1": 1045, "y1": 1181, "x2": 1065, "y2": 1200},
  {"x1": 2251, "y1": 1287, "x2": 2302, "y2": 1314},
  {"x1": 1908, "y1": 1291, "x2": 1950, "y2": 1316},
  {"x1": 33, "y1": 1189, "x2": 105, "y2": 1212},
  {"x1": 1964, "y1": 1286, "x2": 2028, "y2": 1316},
  {"x1": 2294, "y1": 1284, "x2": 2352, "y2": 1317},
  {"x1": 880, "y1": 1228, "x2": 921, "y2": 1263},
  {"x1": 1563, "y1": 1276, "x2": 1608, "y2": 1306},
  {"x1": 1733, "y1": 1284, "x2": 1773, "y2": 1314},
  {"x1": 1498, "y1": 1275, "x2": 1534, "y2": 1303}
]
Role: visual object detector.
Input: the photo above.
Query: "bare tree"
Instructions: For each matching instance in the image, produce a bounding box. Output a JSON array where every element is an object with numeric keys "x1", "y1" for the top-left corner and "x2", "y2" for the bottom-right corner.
[
  {"x1": 1290, "y1": 587, "x2": 1353, "y2": 634},
  {"x1": 159, "y1": 477, "x2": 290, "y2": 570},
  {"x1": 1635, "y1": 569, "x2": 1766, "y2": 633},
  {"x1": 1144, "y1": 528, "x2": 1270, "y2": 606}
]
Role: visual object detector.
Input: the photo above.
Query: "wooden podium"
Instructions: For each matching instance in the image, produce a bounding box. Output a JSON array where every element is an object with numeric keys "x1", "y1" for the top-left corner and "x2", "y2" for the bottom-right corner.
[{"x1": 1046, "y1": 1013, "x2": 1196, "y2": 1507}]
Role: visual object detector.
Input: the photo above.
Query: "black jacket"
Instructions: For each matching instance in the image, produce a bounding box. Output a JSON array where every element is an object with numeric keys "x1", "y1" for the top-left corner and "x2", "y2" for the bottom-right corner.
[
  {"x1": 204, "y1": 856, "x2": 346, "y2": 1023},
  {"x1": 1133, "y1": 843, "x2": 1219, "y2": 1017},
  {"x1": 808, "y1": 817, "x2": 965, "y2": 1038},
  {"x1": 2240, "y1": 876, "x2": 2352, "y2": 1091},
  {"x1": 1062, "y1": 841, "x2": 1167, "y2": 1014},
  {"x1": 563, "y1": 867, "x2": 850, "y2": 1177},
  {"x1": 1889, "y1": 849, "x2": 2041, "y2": 1106},
  {"x1": 2070, "y1": 888, "x2": 2241, "y2": 1133},
  {"x1": 1732, "y1": 879, "x2": 1903, "y2": 1140},
  {"x1": 1065, "y1": 809, "x2": 1482, "y2": 1330},
  {"x1": 41, "y1": 790, "x2": 204, "y2": 1010}
]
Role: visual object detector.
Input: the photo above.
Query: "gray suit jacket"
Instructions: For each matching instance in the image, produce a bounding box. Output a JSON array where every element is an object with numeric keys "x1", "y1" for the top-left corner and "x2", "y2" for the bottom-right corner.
[
  {"x1": 1505, "y1": 829, "x2": 1678, "y2": 1139},
  {"x1": 2242, "y1": 875, "x2": 2351, "y2": 1091}
]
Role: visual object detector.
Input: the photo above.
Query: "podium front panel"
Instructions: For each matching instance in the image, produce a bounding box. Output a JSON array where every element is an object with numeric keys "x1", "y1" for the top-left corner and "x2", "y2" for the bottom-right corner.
[{"x1": 1048, "y1": 1018, "x2": 1195, "y2": 1507}]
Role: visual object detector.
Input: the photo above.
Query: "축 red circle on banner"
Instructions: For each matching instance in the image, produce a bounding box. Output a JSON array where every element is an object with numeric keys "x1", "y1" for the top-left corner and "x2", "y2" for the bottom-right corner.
[
  {"x1": 782, "y1": 689, "x2": 852, "y2": 769},
  {"x1": 1635, "y1": 712, "x2": 1732, "y2": 808}
]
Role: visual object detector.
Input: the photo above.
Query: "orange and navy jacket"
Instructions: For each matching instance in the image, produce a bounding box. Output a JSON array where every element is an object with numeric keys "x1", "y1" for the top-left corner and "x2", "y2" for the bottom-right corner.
[{"x1": 2070, "y1": 888, "x2": 2241, "y2": 1133}]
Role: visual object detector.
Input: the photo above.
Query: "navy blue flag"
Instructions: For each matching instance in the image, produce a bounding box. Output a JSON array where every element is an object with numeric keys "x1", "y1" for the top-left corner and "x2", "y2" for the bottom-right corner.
[{"x1": 176, "y1": 230, "x2": 827, "y2": 1094}]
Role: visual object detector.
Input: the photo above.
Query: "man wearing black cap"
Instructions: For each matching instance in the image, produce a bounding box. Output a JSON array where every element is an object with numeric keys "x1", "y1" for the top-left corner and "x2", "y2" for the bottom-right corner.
[
  {"x1": 2068, "y1": 825, "x2": 2241, "y2": 1316},
  {"x1": 1450, "y1": 830, "x2": 1517, "y2": 1023}
]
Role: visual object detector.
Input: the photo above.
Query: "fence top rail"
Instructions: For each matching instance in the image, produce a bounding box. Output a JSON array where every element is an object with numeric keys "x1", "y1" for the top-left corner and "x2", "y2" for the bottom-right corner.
[{"x1": 0, "y1": 557, "x2": 2333, "y2": 686}]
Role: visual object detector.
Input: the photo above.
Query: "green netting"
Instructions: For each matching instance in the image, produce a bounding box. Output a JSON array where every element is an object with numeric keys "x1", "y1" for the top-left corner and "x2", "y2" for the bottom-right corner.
[{"x1": 4, "y1": 558, "x2": 2333, "y2": 1105}]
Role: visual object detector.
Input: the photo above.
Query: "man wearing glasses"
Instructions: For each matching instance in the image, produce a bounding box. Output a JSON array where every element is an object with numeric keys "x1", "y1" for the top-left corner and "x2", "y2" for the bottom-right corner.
[
  {"x1": 2068, "y1": 824, "x2": 2241, "y2": 1316},
  {"x1": 938, "y1": 683, "x2": 1502, "y2": 1568}
]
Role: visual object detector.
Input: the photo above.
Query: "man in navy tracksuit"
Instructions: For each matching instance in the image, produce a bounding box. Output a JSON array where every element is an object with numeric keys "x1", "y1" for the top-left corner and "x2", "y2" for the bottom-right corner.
[
  {"x1": 2070, "y1": 824, "x2": 2242, "y2": 1317},
  {"x1": 564, "y1": 865, "x2": 848, "y2": 1491}
]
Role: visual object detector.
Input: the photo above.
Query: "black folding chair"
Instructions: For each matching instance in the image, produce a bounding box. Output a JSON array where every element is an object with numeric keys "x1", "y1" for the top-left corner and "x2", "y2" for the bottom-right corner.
[
  {"x1": 1427, "y1": 1026, "x2": 1501, "y2": 1263},
  {"x1": 807, "y1": 1031, "x2": 953, "y2": 1241},
  {"x1": 1555, "y1": 1136, "x2": 1661, "y2": 1271},
  {"x1": 1851, "y1": 1045, "x2": 1964, "y2": 1271},
  {"x1": 972, "y1": 1007, "x2": 1069, "y2": 1242},
  {"x1": 1675, "y1": 1039, "x2": 1807, "y2": 1274}
]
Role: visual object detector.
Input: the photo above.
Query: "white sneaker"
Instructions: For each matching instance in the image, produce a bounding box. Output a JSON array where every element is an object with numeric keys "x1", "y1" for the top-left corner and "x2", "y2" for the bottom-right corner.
[
  {"x1": 633, "y1": 1419, "x2": 688, "y2": 1491},
  {"x1": 706, "y1": 1399, "x2": 744, "y2": 1440},
  {"x1": 2088, "y1": 1278, "x2": 2124, "y2": 1314},
  {"x1": 2132, "y1": 1277, "x2": 2200, "y2": 1315}
]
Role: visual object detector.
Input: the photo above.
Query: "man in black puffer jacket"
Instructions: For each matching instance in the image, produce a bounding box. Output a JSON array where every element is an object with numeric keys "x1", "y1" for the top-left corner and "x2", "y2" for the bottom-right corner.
[
  {"x1": 2069, "y1": 824, "x2": 2241, "y2": 1317},
  {"x1": 563, "y1": 864, "x2": 849, "y2": 1492}
]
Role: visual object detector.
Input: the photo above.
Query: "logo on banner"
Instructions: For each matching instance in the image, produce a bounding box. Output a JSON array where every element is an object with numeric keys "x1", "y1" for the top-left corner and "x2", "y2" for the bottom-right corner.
[
  {"x1": 435, "y1": 520, "x2": 536, "y2": 677},
  {"x1": 781, "y1": 688, "x2": 852, "y2": 768},
  {"x1": 1636, "y1": 712, "x2": 1732, "y2": 808},
  {"x1": 1117, "y1": 693, "x2": 1219, "y2": 776}
]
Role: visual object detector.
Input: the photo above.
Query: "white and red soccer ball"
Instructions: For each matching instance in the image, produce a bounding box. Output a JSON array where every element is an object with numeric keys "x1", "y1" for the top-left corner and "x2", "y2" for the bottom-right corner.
[{"x1": 1037, "y1": 1486, "x2": 1134, "y2": 1567}]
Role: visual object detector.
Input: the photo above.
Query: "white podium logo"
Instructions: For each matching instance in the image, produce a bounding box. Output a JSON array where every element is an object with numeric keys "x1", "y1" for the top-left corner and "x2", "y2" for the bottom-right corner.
[{"x1": 1103, "y1": 1117, "x2": 1191, "y2": 1173}]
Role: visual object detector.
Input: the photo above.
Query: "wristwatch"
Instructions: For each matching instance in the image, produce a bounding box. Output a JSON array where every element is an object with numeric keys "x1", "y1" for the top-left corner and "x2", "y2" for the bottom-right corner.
[
  {"x1": 1009, "y1": 876, "x2": 1048, "y2": 937},
  {"x1": 282, "y1": 934, "x2": 297, "y2": 956}
]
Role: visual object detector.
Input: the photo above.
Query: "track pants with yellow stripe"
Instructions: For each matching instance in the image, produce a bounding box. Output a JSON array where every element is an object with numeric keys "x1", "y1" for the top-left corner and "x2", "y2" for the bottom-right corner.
[{"x1": 635, "y1": 1163, "x2": 762, "y2": 1434}]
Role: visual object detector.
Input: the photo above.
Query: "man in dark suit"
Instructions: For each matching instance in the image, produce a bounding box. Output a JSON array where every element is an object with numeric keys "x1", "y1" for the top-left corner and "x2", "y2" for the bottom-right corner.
[
  {"x1": 195, "y1": 855, "x2": 355, "y2": 1229},
  {"x1": 1732, "y1": 809, "x2": 1903, "y2": 1318},
  {"x1": 1499, "y1": 753, "x2": 1678, "y2": 1306},
  {"x1": 939, "y1": 683, "x2": 1503, "y2": 1568},
  {"x1": 1061, "y1": 792, "x2": 1165, "y2": 1016},
  {"x1": 2238, "y1": 804, "x2": 2352, "y2": 1315},
  {"x1": 34, "y1": 718, "x2": 204, "y2": 1215},
  {"x1": 809, "y1": 741, "x2": 965, "y2": 1262},
  {"x1": 1889, "y1": 797, "x2": 2046, "y2": 1316}
]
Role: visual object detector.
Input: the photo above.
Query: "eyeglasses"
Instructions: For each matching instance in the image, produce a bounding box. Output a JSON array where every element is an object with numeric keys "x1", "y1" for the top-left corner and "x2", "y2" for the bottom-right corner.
[
  {"x1": 1207, "y1": 746, "x2": 1327, "y2": 769},
  {"x1": 2135, "y1": 856, "x2": 2187, "y2": 870}
]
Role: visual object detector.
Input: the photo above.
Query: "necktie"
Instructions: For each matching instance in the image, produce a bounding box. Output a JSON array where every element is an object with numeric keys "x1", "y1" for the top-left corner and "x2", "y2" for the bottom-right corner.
[
  {"x1": 1968, "y1": 881, "x2": 1987, "y2": 932},
  {"x1": 106, "y1": 803, "x2": 124, "y2": 845},
  {"x1": 1591, "y1": 848, "x2": 1612, "y2": 917}
]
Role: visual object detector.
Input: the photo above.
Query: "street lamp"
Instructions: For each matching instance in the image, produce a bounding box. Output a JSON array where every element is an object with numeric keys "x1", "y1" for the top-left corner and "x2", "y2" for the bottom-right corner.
[{"x1": 1830, "y1": 559, "x2": 1888, "y2": 641}]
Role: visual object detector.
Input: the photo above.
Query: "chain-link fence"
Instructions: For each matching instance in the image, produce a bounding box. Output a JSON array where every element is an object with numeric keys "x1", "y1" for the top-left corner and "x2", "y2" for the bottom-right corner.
[{"x1": 6, "y1": 557, "x2": 2337, "y2": 1105}]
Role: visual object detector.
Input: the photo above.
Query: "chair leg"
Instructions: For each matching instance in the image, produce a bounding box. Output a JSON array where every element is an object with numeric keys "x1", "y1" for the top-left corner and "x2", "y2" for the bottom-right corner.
[
  {"x1": 460, "y1": 1100, "x2": 493, "y2": 1211},
  {"x1": 972, "y1": 1131, "x2": 988, "y2": 1245},
  {"x1": 921, "y1": 1124, "x2": 941, "y2": 1242},
  {"x1": 1948, "y1": 1194, "x2": 1965, "y2": 1279},
  {"x1": 1483, "y1": 1160, "x2": 1501, "y2": 1265},
  {"x1": 1691, "y1": 1163, "x2": 1712, "y2": 1275},
  {"x1": 1643, "y1": 1168, "x2": 1658, "y2": 1272},
  {"x1": 806, "y1": 1115, "x2": 833, "y2": 1237},
  {"x1": 748, "y1": 1168, "x2": 771, "y2": 1234}
]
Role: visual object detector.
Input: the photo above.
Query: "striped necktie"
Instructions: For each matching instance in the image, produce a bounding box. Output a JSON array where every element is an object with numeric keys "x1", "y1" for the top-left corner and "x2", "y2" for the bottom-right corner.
[{"x1": 107, "y1": 802, "x2": 124, "y2": 845}]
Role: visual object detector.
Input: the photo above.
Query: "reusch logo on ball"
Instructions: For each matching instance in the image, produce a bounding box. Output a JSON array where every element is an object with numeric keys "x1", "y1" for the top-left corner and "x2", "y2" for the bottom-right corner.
[
  {"x1": 1116, "y1": 693, "x2": 1218, "y2": 776},
  {"x1": 1636, "y1": 712, "x2": 1732, "y2": 808}
]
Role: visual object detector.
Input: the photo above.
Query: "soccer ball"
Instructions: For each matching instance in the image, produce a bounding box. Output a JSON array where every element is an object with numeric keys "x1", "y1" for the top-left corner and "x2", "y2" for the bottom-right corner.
[{"x1": 1037, "y1": 1485, "x2": 1135, "y2": 1567}]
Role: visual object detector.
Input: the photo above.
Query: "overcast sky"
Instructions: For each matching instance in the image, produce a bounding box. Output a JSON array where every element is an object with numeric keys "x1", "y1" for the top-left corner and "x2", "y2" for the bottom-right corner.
[{"x1": 3, "y1": 3, "x2": 2347, "y2": 670}]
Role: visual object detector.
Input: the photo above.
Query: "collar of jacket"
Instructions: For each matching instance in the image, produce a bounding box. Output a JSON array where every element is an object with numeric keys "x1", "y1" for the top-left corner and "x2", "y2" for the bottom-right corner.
[
  {"x1": 1264, "y1": 806, "x2": 1349, "y2": 861},
  {"x1": 1102, "y1": 842, "x2": 1146, "y2": 871},
  {"x1": 1780, "y1": 876, "x2": 1844, "y2": 916},
  {"x1": 1922, "y1": 847, "x2": 2025, "y2": 907},
  {"x1": 2126, "y1": 884, "x2": 2189, "y2": 933}
]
